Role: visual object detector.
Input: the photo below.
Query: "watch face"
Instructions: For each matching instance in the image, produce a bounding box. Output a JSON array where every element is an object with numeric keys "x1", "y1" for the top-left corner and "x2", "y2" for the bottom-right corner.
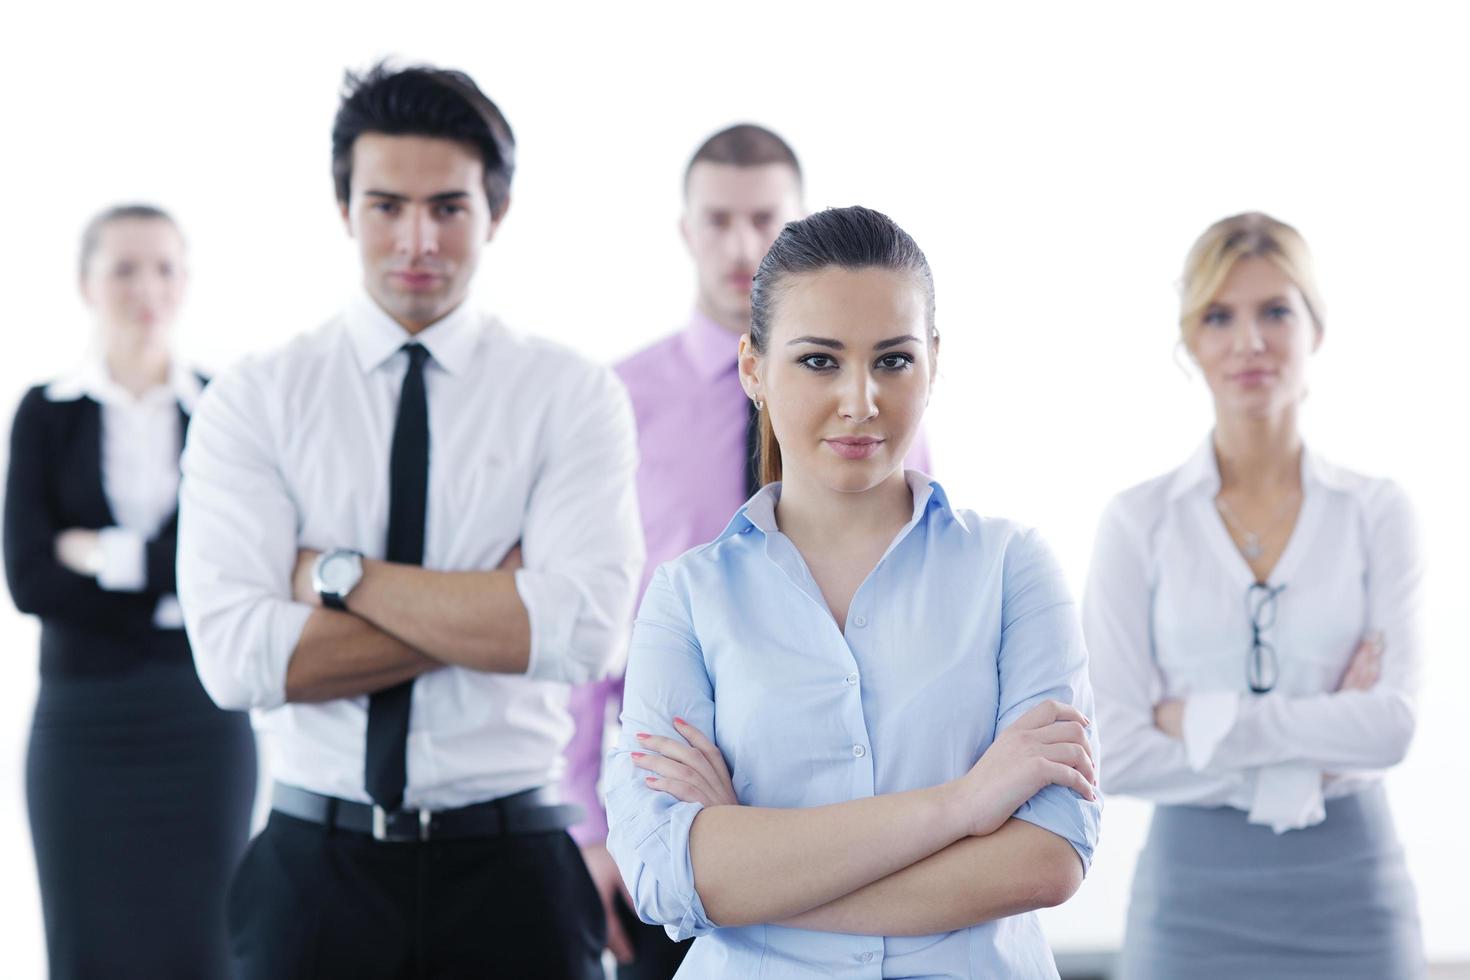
[{"x1": 321, "y1": 553, "x2": 358, "y2": 592}]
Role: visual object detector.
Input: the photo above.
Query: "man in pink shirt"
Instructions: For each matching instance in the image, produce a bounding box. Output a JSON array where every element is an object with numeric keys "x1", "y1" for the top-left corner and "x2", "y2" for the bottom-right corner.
[{"x1": 565, "y1": 125, "x2": 932, "y2": 978}]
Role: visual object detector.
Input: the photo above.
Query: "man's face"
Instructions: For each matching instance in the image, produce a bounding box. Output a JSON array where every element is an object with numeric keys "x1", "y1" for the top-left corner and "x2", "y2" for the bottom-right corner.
[
  {"x1": 682, "y1": 162, "x2": 803, "y2": 331},
  {"x1": 341, "y1": 133, "x2": 503, "y2": 332}
]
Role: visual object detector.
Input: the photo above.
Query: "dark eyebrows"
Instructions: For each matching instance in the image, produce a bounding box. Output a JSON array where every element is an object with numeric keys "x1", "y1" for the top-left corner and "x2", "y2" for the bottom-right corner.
[
  {"x1": 362, "y1": 190, "x2": 471, "y2": 203},
  {"x1": 874, "y1": 335, "x2": 922, "y2": 350},
  {"x1": 784, "y1": 335, "x2": 922, "y2": 351}
]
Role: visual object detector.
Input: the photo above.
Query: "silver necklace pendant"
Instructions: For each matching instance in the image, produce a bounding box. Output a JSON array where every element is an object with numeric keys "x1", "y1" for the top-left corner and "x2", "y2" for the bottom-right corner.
[{"x1": 1241, "y1": 533, "x2": 1264, "y2": 560}]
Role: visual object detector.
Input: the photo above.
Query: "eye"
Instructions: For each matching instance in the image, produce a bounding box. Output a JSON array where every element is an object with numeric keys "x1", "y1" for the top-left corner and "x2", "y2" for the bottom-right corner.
[
  {"x1": 157, "y1": 262, "x2": 175, "y2": 278},
  {"x1": 434, "y1": 203, "x2": 465, "y2": 218},
  {"x1": 113, "y1": 261, "x2": 137, "y2": 278},
  {"x1": 798, "y1": 353, "x2": 838, "y2": 371},
  {"x1": 1264, "y1": 304, "x2": 1293, "y2": 321},
  {"x1": 876, "y1": 353, "x2": 915, "y2": 371},
  {"x1": 370, "y1": 200, "x2": 401, "y2": 216},
  {"x1": 1202, "y1": 308, "x2": 1230, "y2": 327}
]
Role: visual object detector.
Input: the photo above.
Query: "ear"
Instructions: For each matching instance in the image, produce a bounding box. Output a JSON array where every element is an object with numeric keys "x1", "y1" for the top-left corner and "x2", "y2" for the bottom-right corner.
[
  {"x1": 678, "y1": 212, "x2": 693, "y2": 254},
  {"x1": 737, "y1": 333, "x2": 763, "y2": 403},
  {"x1": 339, "y1": 199, "x2": 354, "y2": 237},
  {"x1": 1310, "y1": 321, "x2": 1324, "y2": 354},
  {"x1": 488, "y1": 193, "x2": 512, "y2": 240}
]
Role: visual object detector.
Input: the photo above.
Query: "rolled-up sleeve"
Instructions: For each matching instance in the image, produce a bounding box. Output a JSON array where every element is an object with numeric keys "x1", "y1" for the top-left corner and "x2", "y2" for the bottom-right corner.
[
  {"x1": 605, "y1": 565, "x2": 718, "y2": 940},
  {"x1": 997, "y1": 529, "x2": 1104, "y2": 872},
  {"x1": 517, "y1": 363, "x2": 644, "y2": 685},
  {"x1": 177, "y1": 365, "x2": 311, "y2": 711}
]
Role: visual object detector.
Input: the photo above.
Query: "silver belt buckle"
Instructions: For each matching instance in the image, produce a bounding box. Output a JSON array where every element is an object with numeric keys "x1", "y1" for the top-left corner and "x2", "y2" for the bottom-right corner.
[{"x1": 372, "y1": 805, "x2": 432, "y2": 842}]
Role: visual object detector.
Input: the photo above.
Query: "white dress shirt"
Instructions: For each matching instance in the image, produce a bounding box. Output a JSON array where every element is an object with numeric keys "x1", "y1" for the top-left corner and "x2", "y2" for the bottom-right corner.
[
  {"x1": 177, "y1": 292, "x2": 644, "y2": 808},
  {"x1": 1083, "y1": 436, "x2": 1422, "y2": 832},
  {"x1": 45, "y1": 357, "x2": 201, "y2": 628}
]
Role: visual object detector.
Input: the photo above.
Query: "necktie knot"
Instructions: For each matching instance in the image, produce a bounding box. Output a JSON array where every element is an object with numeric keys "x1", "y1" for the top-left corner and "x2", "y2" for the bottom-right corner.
[{"x1": 403, "y1": 343, "x2": 430, "y2": 370}]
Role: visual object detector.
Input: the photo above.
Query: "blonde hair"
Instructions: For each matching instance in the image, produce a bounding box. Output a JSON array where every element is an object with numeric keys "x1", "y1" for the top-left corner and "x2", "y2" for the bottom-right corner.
[{"x1": 1179, "y1": 212, "x2": 1325, "y2": 341}]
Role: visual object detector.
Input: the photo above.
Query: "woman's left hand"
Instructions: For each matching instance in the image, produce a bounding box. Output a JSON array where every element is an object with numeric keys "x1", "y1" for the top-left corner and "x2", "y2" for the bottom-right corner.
[
  {"x1": 1153, "y1": 699, "x2": 1185, "y2": 739},
  {"x1": 632, "y1": 718, "x2": 739, "y2": 806},
  {"x1": 54, "y1": 528, "x2": 101, "y2": 576}
]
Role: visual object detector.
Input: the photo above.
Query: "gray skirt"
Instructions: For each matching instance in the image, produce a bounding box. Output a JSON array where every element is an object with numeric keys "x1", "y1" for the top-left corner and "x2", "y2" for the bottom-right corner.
[{"x1": 1120, "y1": 785, "x2": 1424, "y2": 980}]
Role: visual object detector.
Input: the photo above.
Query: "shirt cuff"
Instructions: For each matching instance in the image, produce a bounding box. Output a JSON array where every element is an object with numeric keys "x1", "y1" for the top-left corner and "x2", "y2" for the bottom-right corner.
[
  {"x1": 1183, "y1": 691, "x2": 1241, "y2": 771},
  {"x1": 1247, "y1": 765, "x2": 1326, "y2": 833},
  {"x1": 96, "y1": 527, "x2": 146, "y2": 591}
]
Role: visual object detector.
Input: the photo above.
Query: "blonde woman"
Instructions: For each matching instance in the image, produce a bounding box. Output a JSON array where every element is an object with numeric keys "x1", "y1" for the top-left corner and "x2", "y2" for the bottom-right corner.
[{"x1": 1084, "y1": 212, "x2": 1424, "y2": 978}]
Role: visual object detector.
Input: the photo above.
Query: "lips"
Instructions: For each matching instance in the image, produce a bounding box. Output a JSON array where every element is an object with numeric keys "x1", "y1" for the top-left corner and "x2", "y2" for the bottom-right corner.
[
  {"x1": 1230, "y1": 369, "x2": 1276, "y2": 386},
  {"x1": 392, "y1": 270, "x2": 442, "y2": 290},
  {"x1": 825, "y1": 437, "x2": 884, "y2": 460}
]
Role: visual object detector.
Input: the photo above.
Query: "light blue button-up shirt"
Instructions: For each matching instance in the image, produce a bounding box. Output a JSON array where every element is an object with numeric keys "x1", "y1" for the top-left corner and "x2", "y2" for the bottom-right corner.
[{"x1": 606, "y1": 473, "x2": 1102, "y2": 979}]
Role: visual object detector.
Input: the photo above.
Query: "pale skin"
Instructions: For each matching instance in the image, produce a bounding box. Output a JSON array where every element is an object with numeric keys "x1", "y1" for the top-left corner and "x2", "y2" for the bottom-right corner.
[
  {"x1": 54, "y1": 217, "x2": 188, "y2": 577},
  {"x1": 1152, "y1": 257, "x2": 1381, "y2": 741},
  {"x1": 279, "y1": 133, "x2": 534, "y2": 703},
  {"x1": 578, "y1": 157, "x2": 808, "y2": 964},
  {"x1": 631, "y1": 266, "x2": 1095, "y2": 932}
]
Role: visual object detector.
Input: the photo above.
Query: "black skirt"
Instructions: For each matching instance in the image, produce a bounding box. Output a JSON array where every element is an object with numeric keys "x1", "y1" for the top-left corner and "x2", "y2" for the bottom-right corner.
[{"x1": 26, "y1": 625, "x2": 257, "y2": 980}]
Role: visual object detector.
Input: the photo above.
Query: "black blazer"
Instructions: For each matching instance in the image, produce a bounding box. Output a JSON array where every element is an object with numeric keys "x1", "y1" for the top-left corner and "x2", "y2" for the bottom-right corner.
[{"x1": 4, "y1": 383, "x2": 197, "y2": 638}]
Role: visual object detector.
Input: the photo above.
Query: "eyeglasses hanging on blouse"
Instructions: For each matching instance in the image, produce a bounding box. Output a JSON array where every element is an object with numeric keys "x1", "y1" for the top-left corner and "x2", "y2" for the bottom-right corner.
[{"x1": 1246, "y1": 581, "x2": 1286, "y2": 694}]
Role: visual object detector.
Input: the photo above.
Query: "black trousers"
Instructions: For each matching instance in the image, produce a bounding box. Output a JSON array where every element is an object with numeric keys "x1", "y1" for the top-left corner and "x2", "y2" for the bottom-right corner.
[{"x1": 227, "y1": 812, "x2": 605, "y2": 980}]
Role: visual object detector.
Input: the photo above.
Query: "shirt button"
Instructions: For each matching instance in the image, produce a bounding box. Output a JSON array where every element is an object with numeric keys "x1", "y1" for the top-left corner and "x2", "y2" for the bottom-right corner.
[
  {"x1": 853, "y1": 615, "x2": 867, "y2": 628},
  {"x1": 844, "y1": 672, "x2": 859, "y2": 686},
  {"x1": 741, "y1": 526, "x2": 752, "y2": 534},
  {"x1": 860, "y1": 951, "x2": 875, "y2": 963},
  {"x1": 852, "y1": 744, "x2": 867, "y2": 758}
]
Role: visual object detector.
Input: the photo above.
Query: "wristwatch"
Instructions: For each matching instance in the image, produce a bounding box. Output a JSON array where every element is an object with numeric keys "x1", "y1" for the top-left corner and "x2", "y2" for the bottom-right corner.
[{"x1": 313, "y1": 549, "x2": 364, "y2": 610}]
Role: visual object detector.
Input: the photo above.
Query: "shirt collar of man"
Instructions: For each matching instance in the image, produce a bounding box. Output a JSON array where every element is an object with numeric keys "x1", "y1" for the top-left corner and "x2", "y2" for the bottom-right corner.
[
  {"x1": 718, "y1": 469, "x2": 953, "y2": 544},
  {"x1": 45, "y1": 354, "x2": 203, "y2": 413},
  {"x1": 344, "y1": 289, "x2": 483, "y2": 377},
  {"x1": 1166, "y1": 432, "x2": 1354, "y2": 502},
  {"x1": 678, "y1": 309, "x2": 743, "y2": 382}
]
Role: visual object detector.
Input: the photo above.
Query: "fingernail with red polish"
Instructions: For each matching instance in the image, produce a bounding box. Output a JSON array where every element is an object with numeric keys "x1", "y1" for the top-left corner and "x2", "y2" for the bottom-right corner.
[
  {"x1": 635, "y1": 733, "x2": 649, "y2": 740},
  {"x1": 673, "y1": 717, "x2": 686, "y2": 726},
  {"x1": 630, "y1": 752, "x2": 645, "y2": 760},
  {"x1": 644, "y1": 776, "x2": 656, "y2": 785}
]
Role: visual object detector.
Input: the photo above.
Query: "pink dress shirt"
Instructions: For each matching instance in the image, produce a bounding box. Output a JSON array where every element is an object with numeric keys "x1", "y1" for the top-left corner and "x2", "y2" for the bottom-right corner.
[{"x1": 563, "y1": 310, "x2": 933, "y2": 844}]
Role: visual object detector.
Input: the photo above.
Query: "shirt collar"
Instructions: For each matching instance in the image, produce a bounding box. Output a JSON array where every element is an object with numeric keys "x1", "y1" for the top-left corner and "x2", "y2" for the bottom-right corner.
[
  {"x1": 716, "y1": 469, "x2": 951, "y2": 543},
  {"x1": 344, "y1": 289, "x2": 483, "y2": 376},
  {"x1": 679, "y1": 309, "x2": 743, "y2": 382},
  {"x1": 1165, "y1": 431, "x2": 1349, "y2": 501},
  {"x1": 45, "y1": 355, "x2": 202, "y2": 413}
]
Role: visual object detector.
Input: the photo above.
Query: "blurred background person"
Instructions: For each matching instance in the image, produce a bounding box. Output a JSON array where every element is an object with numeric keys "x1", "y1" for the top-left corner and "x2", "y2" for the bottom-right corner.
[
  {"x1": 562, "y1": 124, "x2": 933, "y2": 977},
  {"x1": 1084, "y1": 212, "x2": 1425, "y2": 979},
  {"x1": 3, "y1": 204, "x2": 256, "y2": 979}
]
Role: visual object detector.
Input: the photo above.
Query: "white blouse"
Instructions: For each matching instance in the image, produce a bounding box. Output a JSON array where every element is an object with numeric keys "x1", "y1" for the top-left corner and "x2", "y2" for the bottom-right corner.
[
  {"x1": 45, "y1": 358, "x2": 201, "y2": 628},
  {"x1": 1083, "y1": 436, "x2": 1422, "y2": 832}
]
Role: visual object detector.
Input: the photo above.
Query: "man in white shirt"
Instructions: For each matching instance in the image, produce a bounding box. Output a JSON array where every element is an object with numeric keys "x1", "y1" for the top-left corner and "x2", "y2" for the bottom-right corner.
[{"x1": 177, "y1": 62, "x2": 643, "y2": 979}]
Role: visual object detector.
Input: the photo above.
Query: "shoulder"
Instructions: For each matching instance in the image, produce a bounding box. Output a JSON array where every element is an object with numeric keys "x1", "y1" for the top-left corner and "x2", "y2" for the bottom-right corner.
[
  {"x1": 1308, "y1": 452, "x2": 1415, "y2": 530},
  {"x1": 10, "y1": 384, "x2": 67, "y2": 437},
  {"x1": 614, "y1": 331, "x2": 685, "y2": 389},
  {"x1": 487, "y1": 317, "x2": 625, "y2": 399}
]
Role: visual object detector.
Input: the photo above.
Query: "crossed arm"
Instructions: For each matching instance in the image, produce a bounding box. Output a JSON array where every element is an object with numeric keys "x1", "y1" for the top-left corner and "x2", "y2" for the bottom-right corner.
[
  {"x1": 282, "y1": 547, "x2": 529, "y2": 702},
  {"x1": 626, "y1": 705, "x2": 1093, "y2": 935}
]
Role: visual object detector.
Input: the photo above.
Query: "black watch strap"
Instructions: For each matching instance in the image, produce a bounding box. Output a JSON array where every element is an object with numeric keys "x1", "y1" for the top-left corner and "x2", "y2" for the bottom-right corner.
[{"x1": 322, "y1": 591, "x2": 347, "y2": 611}]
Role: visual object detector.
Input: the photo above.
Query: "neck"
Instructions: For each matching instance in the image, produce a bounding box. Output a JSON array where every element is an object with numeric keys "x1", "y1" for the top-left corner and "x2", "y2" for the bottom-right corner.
[
  {"x1": 104, "y1": 345, "x2": 171, "y2": 398},
  {"x1": 695, "y1": 293, "x2": 748, "y2": 337},
  {"x1": 1212, "y1": 408, "x2": 1302, "y2": 494},
  {"x1": 775, "y1": 465, "x2": 914, "y2": 551}
]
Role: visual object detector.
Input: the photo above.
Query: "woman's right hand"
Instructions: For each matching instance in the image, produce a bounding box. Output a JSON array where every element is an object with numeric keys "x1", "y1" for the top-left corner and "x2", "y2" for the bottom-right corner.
[
  {"x1": 951, "y1": 699, "x2": 1097, "y2": 838},
  {"x1": 1336, "y1": 632, "x2": 1385, "y2": 692}
]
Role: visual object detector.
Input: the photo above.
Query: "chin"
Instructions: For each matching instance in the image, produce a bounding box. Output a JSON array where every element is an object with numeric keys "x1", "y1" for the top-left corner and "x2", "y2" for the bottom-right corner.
[{"x1": 818, "y1": 459, "x2": 899, "y2": 495}]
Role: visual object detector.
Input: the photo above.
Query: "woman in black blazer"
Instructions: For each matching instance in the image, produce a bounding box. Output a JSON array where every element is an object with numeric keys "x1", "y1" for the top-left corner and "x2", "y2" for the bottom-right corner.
[{"x1": 4, "y1": 205, "x2": 256, "y2": 980}]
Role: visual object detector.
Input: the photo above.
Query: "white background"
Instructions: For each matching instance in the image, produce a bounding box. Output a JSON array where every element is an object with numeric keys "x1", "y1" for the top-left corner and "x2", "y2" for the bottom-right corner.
[{"x1": 1, "y1": 1, "x2": 1466, "y2": 975}]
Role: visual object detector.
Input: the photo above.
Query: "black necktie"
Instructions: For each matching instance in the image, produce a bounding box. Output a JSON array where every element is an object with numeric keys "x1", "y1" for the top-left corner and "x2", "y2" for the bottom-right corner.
[
  {"x1": 365, "y1": 343, "x2": 430, "y2": 810},
  {"x1": 744, "y1": 397, "x2": 761, "y2": 499}
]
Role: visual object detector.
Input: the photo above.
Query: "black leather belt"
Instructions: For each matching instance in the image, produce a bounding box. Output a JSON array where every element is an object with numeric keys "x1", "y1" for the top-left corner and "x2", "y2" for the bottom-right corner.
[{"x1": 272, "y1": 782, "x2": 584, "y2": 843}]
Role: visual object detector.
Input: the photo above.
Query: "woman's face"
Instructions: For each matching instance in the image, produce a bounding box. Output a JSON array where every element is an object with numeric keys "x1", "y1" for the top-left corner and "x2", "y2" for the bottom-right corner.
[
  {"x1": 741, "y1": 265, "x2": 934, "y2": 495},
  {"x1": 1187, "y1": 256, "x2": 1320, "y2": 422},
  {"x1": 80, "y1": 217, "x2": 187, "y2": 355}
]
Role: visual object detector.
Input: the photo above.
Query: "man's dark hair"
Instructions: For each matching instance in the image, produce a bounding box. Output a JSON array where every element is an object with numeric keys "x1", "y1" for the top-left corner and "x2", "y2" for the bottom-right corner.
[
  {"x1": 683, "y1": 123, "x2": 802, "y2": 194},
  {"x1": 79, "y1": 203, "x2": 179, "y2": 278},
  {"x1": 331, "y1": 62, "x2": 516, "y2": 213}
]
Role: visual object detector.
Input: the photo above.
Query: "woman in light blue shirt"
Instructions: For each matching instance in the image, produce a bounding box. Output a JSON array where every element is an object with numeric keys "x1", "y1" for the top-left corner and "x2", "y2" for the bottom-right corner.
[{"x1": 605, "y1": 206, "x2": 1102, "y2": 979}]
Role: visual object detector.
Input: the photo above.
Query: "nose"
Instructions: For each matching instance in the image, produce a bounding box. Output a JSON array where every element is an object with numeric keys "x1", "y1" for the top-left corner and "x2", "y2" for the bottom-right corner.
[
  {"x1": 727, "y1": 219, "x2": 764, "y2": 266},
  {"x1": 1231, "y1": 316, "x2": 1267, "y2": 355},
  {"x1": 399, "y1": 205, "x2": 438, "y2": 260},
  {"x1": 838, "y1": 368, "x2": 879, "y2": 424}
]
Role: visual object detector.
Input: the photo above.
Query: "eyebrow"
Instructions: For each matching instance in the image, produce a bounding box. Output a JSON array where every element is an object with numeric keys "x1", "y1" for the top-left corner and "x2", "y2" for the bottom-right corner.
[
  {"x1": 785, "y1": 334, "x2": 922, "y2": 350},
  {"x1": 363, "y1": 190, "x2": 472, "y2": 203}
]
